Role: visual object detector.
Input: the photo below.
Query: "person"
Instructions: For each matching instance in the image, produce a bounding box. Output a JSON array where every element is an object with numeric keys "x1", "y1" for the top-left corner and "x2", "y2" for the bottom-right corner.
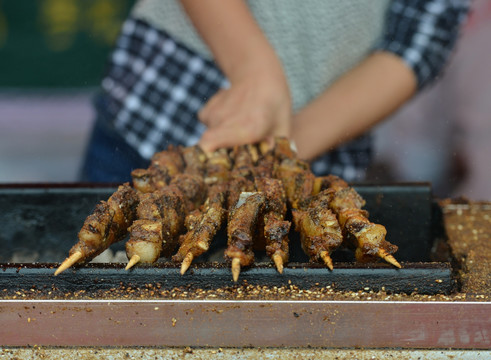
[{"x1": 80, "y1": 0, "x2": 470, "y2": 183}]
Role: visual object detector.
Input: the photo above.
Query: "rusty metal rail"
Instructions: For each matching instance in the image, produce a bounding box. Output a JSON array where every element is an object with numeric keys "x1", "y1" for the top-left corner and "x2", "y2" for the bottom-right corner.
[{"x1": 1, "y1": 300, "x2": 489, "y2": 348}]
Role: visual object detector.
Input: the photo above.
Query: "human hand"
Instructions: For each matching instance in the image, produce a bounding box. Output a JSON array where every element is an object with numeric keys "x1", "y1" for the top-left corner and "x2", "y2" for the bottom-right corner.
[{"x1": 198, "y1": 64, "x2": 292, "y2": 152}]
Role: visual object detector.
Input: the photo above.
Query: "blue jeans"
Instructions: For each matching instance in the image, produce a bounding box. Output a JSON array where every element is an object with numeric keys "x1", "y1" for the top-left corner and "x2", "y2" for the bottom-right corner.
[{"x1": 79, "y1": 100, "x2": 149, "y2": 183}]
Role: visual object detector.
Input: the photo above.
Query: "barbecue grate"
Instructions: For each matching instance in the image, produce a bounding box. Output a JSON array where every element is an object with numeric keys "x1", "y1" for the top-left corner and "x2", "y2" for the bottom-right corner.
[{"x1": 0, "y1": 183, "x2": 453, "y2": 295}]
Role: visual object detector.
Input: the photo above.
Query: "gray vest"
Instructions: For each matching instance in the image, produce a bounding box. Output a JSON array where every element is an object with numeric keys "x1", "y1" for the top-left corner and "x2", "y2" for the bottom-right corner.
[{"x1": 132, "y1": 0, "x2": 390, "y2": 111}]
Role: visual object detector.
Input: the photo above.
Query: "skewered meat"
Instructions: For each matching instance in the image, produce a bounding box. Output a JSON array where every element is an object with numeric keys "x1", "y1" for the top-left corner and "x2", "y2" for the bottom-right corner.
[
  {"x1": 271, "y1": 137, "x2": 297, "y2": 161},
  {"x1": 55, "y1": 183, "x2": 138, "y2": 275},
  {"x1": 56, "y1": 137, "x2": 400, "y2": 277},
  {"x1": 275, "y1": 158, "x2": 315, "y2": 210},
  {"x1": 180, "y1": 145, "x2": 208, "y2": 176},
  {"x1": 227, "y1": 145, "x2": 256, "y2": 208},
  {"x1": 173, "y1": 183, "x2": 227, "y2": 273},
  {"x1": 131, "y1": 145, "x2": 185, "y2": 193},
  {"x1": 255, "y1": 175, "x2": 290, "y2": 273},
  {"x1": 318, "y1": 175, "x2": 401, "y2": 268},
  {"x1": 255, "y1": 143, "x2": 276, "y2": 179},
  {"x1": 126, "y1": 146, "x2": 207, "y2": 269},
  {"x1": 173, "y1": 145, "x2": 208, "y2": 210},
  {"x1": 125, "y1": 185, "x2": 187, "y2": 267},
  {"x1": 292, "y1": 189, "x2": 343, "y2": 270},
  {"x1": 225, "y1": 192, "x2": 266, "y2": 281},
  {"x1": 148, "y1": 145, "x2": 185, "y2": 185},
  {"x1": 173, "y1": 149, "x2": 231, "y2": 274},
  {"x1": 204, "y1": 148, "x2": 231, "y2": 185},
  {"x1": 223, "y1": 145, "x2": 264, "y2": 281},
  {"x1": 273, "y1": 139, "x2": 340, "y2": 269},
  {"x1": 170, "y1": 173, "x2": 208, "y2": 211},
  {"x1": 253, "y1": 141, "x2": 294, "y2": 273},
  {"x1": 130, "y1": 169, "x2": 154, "y2": 194}
]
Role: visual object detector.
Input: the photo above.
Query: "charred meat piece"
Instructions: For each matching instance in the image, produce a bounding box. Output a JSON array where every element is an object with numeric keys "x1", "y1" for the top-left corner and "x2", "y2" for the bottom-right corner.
[
  {"x1": 254, "y1": 139, "x2": 293, "y2": 272},
  {"x1": 170, "y1": 173, "x2": 207, "y2": 212},
  {"x1": 321, "y1": 175, "x2": 401, "y2": 268},
  {"x1": 255, "y1": 177, "x2": 290, "y2": 273},
  {"x1": 230, "y1": 145, "x2": 256, "y2": 179},
  {"x1": 55, "y1": 183, "x2": 138, "y2": 275},
  {"x1": 204, "y1": 148, "x2": 231, "y2": 185},
  {"x1": 174, "y1": 149, "x2": 231, "y2": 273},
  {"x1": 255, "y1": 148, "x2": 276, "y2": 179},
  {"x1": 227, "y1": 176, "x2": 256, "y2": 210},
  {"x1": 126, "y1": 185, "x2": 187, "y2": 267},
  {"x1": 150, "y1": 145, "x2": 185, "y2": 183},
  {"x1": 130, "y1": 168, "x2": 154, "y2": 194},
  {"x1": 272, "y1": 137, "x2": 297, "y2": 161},
  {"x1": 172, "y1": 183, "x2": 227, "y2": 272},
  {"x1": 153, "y1": 186, "x2": 188, "y2": 255},
  {"x1": 151, "y1": 185, "x2": 187, "y2": 257},
  {"x1": 174, "y1": 144, "x2": 208, "y2": 210},
  {"x1": 292, "y1": 190, "x2": 343, "y2": 270},
  {"x1": 227, "y1": 145, "x2": 257, "y2": 209},
  {"x1": 126, "y1": 145, "x2": 209, "y2": 269},
  {"x1": 225, "y1": 192, "x2": 266, "y2": 281},
  {"x1": 131, "y1": 146, "x2": 185, "y2": 193},
  {"x1": 223, "y1": 145, "x2": 263, "y2": 281},
  {"x1": 180, "y1": 145, "x2": 207, "y2": 176},
  {"x1": 272, "y1": 139, "x2": 343, "y2": 269},
  {"x1": 275, "y1": 158, "x2": 315, "y2": 210},
  {"x1": 125, "y1": 193, "x2": 164, "y2": 266}
]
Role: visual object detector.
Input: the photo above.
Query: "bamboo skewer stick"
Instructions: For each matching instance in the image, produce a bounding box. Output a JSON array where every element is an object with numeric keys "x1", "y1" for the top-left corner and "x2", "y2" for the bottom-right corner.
[
  {"x1": 231, "y1": 258, "x2": 241, "y2": 282},
  {"x1": 272, "y1": 253, "x2": 284, "y2": 274},
  {"x1": 180, "y1": 252, "x2": 194, "y2": 275},
  {"x1": 378, "y1": 249, "x2": 402, "y2": 268},
  {"x1": 54, "y1": 251, "x2": 83, "y2": 276},
  {"x1": 54, "y1": 183, "x2": 138, "y2": 275},
  {"x1": 320, "y1": 251, "x2": 334, "y2": 271},
  {"x1": 125, "y1": 255, "x2": 141, "y2": 270}
]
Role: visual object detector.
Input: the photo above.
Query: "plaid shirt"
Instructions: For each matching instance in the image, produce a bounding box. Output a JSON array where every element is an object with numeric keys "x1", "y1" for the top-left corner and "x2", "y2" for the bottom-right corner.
[{"x1": 99, "y1": 0, "x2": 469, "y2": 181}]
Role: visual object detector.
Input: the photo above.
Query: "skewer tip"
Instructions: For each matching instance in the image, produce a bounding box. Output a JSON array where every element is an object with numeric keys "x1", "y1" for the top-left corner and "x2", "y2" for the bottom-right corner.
[
  {"x1": 320, "y1": 251, "x2": 334, "y2": 271},
  {"x1": 231, "y1": 258, "x2": 241, "y2": 282},
  {"x1": 180, "y1": 253, "x2": 194, "y2": 275},
  {"x1": 125, "y1": 255, "x2": 141, "y2": 270},
  {"x1": 272, "y1": 253, "x2": 284, "y2": 274},
  {"x1": 378, "y1": 249, "x2": 402, "y2": 269},
  {"x1": 54, "y1": 251, "x2": 83, "y2": 276}
]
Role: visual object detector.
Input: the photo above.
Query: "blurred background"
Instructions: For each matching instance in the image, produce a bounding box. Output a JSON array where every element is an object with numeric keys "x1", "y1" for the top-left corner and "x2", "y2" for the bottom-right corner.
[
  {"x1": 0, "y1": 0, "x2": 134, "y2": 182},
  {"x1": 0, "y1": 0, "x2": 490, "y2": 200}
]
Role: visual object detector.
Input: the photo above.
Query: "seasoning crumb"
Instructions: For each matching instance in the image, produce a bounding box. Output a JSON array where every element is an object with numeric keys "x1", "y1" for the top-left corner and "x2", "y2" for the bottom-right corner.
[{"x1": 172, "y1": 318, "x2": 177, "y2": 327}]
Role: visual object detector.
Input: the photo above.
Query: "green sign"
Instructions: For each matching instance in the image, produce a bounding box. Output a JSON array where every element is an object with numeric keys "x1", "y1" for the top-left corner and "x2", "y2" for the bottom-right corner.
[{"x1": 0, "y1": 0, "x2": 134, "y2": 88}]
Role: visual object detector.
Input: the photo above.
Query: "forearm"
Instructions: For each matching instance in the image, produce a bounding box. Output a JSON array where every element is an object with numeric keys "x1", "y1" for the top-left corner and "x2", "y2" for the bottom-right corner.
[
  {"x1": 180, "y1": 0, "x2": 280, "y2": 81},
  {"x1": 182, "y1": 0, "x2": 291, "y2": 151},
  {"x1": 292, "y1": 51, "x2": 417, "y2": 161}
]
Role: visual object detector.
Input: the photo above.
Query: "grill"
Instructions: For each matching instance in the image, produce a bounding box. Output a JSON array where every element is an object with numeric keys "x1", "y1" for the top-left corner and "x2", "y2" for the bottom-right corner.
[{"x1": 0, "y1": 183, "x2": 489, "y2": 350}]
